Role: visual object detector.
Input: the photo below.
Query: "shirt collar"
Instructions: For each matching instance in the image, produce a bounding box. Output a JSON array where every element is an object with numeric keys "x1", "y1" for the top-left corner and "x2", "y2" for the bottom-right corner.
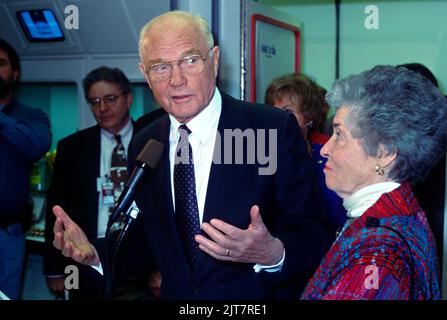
[
  {"x1": 100, "y1": 118, "x2": 133, "y2": 141},
  {"x1": 169, "y1": 88, "x2": 222, "y2": 143},
  {"x1": 343, "y1": 181, "x2": 401, "y2": 218}
]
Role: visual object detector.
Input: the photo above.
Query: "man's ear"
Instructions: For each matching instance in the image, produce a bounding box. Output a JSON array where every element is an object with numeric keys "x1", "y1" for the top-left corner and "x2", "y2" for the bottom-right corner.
[
  {"x1": 138, "y1": 62, "x2": 153, "y2": 90},
  {"x1": 12, "y1": 70, "x2": 19, "y2": 82},
  {"x1": 212, "y1": 46, "x2": 219, "y2": 77},
  {"x1": 125, "y1": 92, "x2": 133, "y2": 110}
]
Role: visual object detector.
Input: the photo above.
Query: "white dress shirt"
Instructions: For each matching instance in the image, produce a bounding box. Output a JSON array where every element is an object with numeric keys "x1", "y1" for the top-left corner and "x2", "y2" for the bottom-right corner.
[{"x1": 168, "y1": 89, "x2": 222, "y2": 222}]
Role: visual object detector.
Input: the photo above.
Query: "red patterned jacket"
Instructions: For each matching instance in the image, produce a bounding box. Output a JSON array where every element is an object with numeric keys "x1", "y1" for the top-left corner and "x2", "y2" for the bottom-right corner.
[{"x1": 301, "y1": 183, "x2": 441, "y2": 300}]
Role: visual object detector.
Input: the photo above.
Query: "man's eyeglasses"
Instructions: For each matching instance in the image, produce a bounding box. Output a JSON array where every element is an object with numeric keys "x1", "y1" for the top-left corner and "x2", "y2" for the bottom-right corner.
[
  {"x1": 88, "y1": 93, "x2": 124, "y2": 108},
  {"x1": 0, "y1": 58, "x2": 10, "y2": 67},
  {"x1": 144, "y1": 48, "x2": 213, "y2": 82}
]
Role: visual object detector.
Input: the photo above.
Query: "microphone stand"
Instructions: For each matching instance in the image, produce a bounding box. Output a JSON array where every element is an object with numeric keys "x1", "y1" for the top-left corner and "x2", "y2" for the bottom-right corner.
[
  {"x1": 102, "y1": 138, "x2": 163, "y2": 299},
  {"x1": 104, "y1": 206, "x2": 140, "y2": 300}
]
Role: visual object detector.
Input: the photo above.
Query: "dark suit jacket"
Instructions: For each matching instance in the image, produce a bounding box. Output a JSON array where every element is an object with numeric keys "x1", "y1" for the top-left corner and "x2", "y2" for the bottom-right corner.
[
  {"x1": 43, "y1": 125, "x2": 107, "y2": 298},
  {"x1": 134, "y1": 108, "x2": 167, "y2": 133},
  {"x1": 44, "y1": 125, "x2": 102, "y2": 276},
  {"x1": 127, "y1": 92, "x2": 332, "y2": 299},
  {"x1": 413, "y1": 154, "x2": 446, "y2": 263},
  {"x1": 43, "y1": 123, "x2": 156, "y2": 299}
]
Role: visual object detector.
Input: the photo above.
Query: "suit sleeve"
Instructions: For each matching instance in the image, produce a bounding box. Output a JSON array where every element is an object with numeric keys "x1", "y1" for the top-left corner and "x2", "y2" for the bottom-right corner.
[
  {"x1": 0, "y1": 106, "x2": 52, "y2": 161},
  {"x1": 260, "y1": 113, "x2": 333, "y2": 287},
  {"x1": 43, "y1": 139, "x2": 74, "y2": 276}
]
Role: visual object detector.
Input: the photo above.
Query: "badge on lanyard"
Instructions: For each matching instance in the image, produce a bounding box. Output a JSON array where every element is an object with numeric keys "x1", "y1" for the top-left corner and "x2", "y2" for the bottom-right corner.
[{"x1": 100, "y1": 176, "x2": 115, "y2": 205}]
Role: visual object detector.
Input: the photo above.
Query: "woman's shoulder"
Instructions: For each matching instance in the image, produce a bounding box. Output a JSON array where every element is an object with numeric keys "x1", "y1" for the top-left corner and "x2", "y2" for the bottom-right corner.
[{"x1": 334, "y1": 218, "x2": 410, "y2": 265}]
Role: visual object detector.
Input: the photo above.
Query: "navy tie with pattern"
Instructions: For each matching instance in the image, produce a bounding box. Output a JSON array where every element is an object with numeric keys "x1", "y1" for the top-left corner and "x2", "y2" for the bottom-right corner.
[
  {"x1": 109, "y1": 134, "x2": 128, "y2": 216},
  {"x1": 174, "y1": 124, "x2": 201, "y2": 268}
]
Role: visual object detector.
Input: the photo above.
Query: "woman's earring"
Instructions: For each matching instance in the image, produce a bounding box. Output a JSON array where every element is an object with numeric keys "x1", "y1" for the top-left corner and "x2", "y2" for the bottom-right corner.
[
  {"x1": 375, "y1": 164, "x2": 385, "y2": 176},
  {"x1": 305, "y1": 120, "x2": 314, "y2": 129}
]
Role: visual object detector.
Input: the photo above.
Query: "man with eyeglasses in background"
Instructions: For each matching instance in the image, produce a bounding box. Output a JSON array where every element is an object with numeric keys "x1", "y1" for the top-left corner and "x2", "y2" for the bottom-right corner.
[
  {"x1": 43, "y1": 66, "x2": 158, "y2": 300},
  {"x1": 49, "y1": 11, "x2": 331, "y2": 300}
]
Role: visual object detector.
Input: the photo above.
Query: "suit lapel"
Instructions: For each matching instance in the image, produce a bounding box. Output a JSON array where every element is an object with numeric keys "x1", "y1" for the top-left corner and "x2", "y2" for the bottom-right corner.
[
  {"x1": 84, "y1": 126, "x2": 101, "y2": 237},
  {"x1": 140, "y1": 116, "x2": 194, "y2": 270},
  {"x1": 146, "y1": 116, "x2": 174, "y2": 223},
  {"x1": 203, "y1": 93, "x2": 248, "y2": 220},
  {"x1": 194, "y1": 93, "x2": 249, "y2": 272},
  {"x1": 153, "y1": 116, "x2": 175, "y2": 227}
]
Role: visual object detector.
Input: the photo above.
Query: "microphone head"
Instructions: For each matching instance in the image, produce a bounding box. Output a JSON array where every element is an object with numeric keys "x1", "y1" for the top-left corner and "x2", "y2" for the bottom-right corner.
[{"x1": 136, "y1": 139, "x2": 164, "y2": 169}]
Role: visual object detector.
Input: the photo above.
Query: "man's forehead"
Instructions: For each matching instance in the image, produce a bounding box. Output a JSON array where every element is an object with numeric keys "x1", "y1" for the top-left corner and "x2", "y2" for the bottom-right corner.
[
  {"x1": 88, "y1": 81, "x2": 120, "y2": 93},
  {"x1": 143, "y1": 20, "x2": 204, "y2": 45},
  {"x1": 143, "y1": 34, "x2": 205, "y2": 59},
  {"x1": 145, "y1": 47, "x2": 202, "y2": 64}
]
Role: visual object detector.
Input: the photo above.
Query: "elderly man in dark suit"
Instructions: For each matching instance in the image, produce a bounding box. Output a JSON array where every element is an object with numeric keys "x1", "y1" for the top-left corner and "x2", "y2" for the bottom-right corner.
[{"x1": 50, "y1": 11, "x2": 332, "y2": 299}]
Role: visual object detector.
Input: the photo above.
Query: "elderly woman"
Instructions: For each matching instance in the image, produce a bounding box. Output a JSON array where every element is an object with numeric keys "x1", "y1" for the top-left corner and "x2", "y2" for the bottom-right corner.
[
  {"x1": 265, "y1": 73, "x2": 346, "y2": 232},
  {"x1": 301, "y1": 65, "x2": 446, "y2": 300}
]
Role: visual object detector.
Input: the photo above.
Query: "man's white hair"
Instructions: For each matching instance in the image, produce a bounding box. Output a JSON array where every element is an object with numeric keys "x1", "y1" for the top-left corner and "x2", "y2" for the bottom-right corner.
[{"x1": 138, "y1": 11, "x2": 214, "y2": 62}]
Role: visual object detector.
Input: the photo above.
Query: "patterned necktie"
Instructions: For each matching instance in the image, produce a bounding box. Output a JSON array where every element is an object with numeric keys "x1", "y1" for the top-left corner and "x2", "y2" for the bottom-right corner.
[
  {"x1": 110, "y1": 134, "x2": 128, "y2": 215},
  {"x1": 174, "y1": 124, "x2": 201, "y2": 268}
]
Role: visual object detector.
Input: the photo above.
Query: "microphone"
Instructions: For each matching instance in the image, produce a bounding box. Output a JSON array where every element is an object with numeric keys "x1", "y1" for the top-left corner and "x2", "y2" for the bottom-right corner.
[{"x1": 107, "y1": 139, "x2": 164, "y2": 230}]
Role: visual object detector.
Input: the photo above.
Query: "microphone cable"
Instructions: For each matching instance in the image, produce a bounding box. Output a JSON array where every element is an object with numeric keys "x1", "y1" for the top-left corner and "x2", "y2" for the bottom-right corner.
[{"x1": 104, "y1": 206, "x2": 140, "y2": 300}]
